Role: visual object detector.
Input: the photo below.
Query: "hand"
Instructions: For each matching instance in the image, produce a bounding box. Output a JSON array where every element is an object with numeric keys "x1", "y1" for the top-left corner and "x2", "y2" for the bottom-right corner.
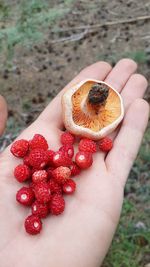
[
  {"x1": 0, "y1": 59, "x2": 149, "y2": 267},
  {"x1": 0, "y1": 95, "x2": 7, "y2": 136}
]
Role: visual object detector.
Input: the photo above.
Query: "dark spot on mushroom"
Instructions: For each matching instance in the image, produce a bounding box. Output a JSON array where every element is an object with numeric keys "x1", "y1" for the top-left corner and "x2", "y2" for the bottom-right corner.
[{"x1": 88, "y1": 83, "x2": 109, "y2": 105}]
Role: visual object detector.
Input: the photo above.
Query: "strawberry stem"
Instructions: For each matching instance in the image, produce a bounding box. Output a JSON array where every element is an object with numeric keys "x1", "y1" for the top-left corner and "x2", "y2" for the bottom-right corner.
[{"x1": 88, "y1": 83, "x2": 109, "y2": 105}]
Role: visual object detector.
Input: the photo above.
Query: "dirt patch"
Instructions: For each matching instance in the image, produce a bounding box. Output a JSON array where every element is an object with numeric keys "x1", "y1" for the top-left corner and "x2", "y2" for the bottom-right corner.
[
  {"x1": 0, "y1": 0, "x2": 150, "y2": 129},
  {"x1": 0, "y1": 1, "x2": 150, "y2": 266}
]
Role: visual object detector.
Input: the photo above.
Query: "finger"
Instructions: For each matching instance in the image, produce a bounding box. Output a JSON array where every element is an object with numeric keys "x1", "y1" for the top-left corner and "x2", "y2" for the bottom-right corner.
[
  {"x1": 38, "y1": 61, "x2": 112, "y2": 128},
  {"x1": 0, "y1": 95, "x2": 7, "y2": 135},
  {"x1": 121, "y1": 73, "x2": 148, "y2": 110},
  {"x1": 3, "y1": 62, "x2": 112, "y2": 153},
  {"x1": 106, "y1": 99, "x2": 149, "y2": 187},
  {"x1": 104, "y1": 58, "x2": 137, "y2": 93},
  {"x1": 96, "y1": 59, "x2": 137, "y2": 160},
  {"x1": 106, "y1": 73, "x2": 148, "y2": 141}
]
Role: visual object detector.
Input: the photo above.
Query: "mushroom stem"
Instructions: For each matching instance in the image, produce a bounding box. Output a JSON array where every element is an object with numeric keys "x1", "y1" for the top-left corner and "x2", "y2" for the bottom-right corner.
[{"x1": 88, "y1": 83, "x2": 109, "y2": 105}]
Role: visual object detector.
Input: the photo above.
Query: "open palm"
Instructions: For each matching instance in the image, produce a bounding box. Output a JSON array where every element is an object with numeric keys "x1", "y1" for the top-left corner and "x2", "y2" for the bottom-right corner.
[{"x1": 0, "y1": 59, "x2": 149, "y2": 267}]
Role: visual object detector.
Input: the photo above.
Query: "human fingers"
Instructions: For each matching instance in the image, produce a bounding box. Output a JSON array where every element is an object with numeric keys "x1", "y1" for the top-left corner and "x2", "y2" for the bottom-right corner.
[
  {"x1": 106, "y1": 99, "x2": 149, "y2": 187},
  {"x1": 0, "y1": 95, "x2": 7, "y2": 135},
  {"x1": 38, "y1": 61, "x2": 112, "y2": 129},
  {"x1": 2, "y1": 62, "x2": 112, "y2": 156},
  {"x1": 104, "y1": 58, "x2": 137, "y2": 92},
  {"x1": 97, "y1": 59, "x2": 137, "y2": 160},
  {"x1": 106, "y1": 73, "x2": 148, "y2": 142},
  {"x1": 39, "y1": 59, "x2": 137, "y2": 130},
  {"x1": 120, "y1": 73, "x2": 148, "y2": 110},
  {"x1": 37, "y1": 59, "x2": 138, "y2": 161}
]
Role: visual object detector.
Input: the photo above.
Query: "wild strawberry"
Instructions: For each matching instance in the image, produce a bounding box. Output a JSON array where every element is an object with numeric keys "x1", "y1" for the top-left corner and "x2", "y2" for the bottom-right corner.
[
  {"x1": 29, "y1": 182, "x2": 36, "y2": 191},
  {"x1": 47, "y1": 149, "x2": 55, "y2": 165},
  {"x1": 32, "y1": 200, "x2": 49, "y2": 218},
  {"x1": 79, "y1": 138, "x2": 97, "y2": 153},
  {"x1": 28, "y1": 148, "x2": 49, "y2": 169},
  {"x1": 16, "y1": 187, "x2": 35, "y2": 206},
  {"x1": 98, "y1": 137, "x2": 113, "y2": 152},
  {"x1": 52, "y1": 151, "x2": 72, "y2": 167},
  {"x1": 30, "y1": 167, "x2": 39, "y2": 176},
  {"x1": 29, "y1": 134, "x2": 48, "y2": 150},
  {"x1": 14, "y1": 164, "x2": 31, "y2": 183},
  {"x1": 24, "y1": 215, "x2": 42, "y2": 235},
  {"x1": 59, "y1": 144, "x2": 74, "y2": 158},
  {"x1": 34, "y1": 182, "x2": 51, "y2": 204},
  {"x1": 23, "y1": 154, "x2": 31, "y2": 166},
  {"x1": 49, "y1": 194, "x2": 65, "y2": 215},
  {"x1": 47, "y1": 166, "x2": 55, "y2": 179},
  {"x1": 32, "y1": 170, "x2": 48, "y2": 184},
  {"x1": 62, "y1": 179, "x2": 76, "y2": 194},
  {"x1": 75, "y1": 151, "x2": 93, "y2": 169},
  {"x1": 48, "y1": 179, "x2": 62, "y2": 195},
  {"x1": 69, "y1": 162, "x2": 81, "y2": 176},
  {"x1": 60, "y1": 132, "x2": 75, "y2": 145},
  {"x1": 52, "y1": 166, "x2": 71, "y2": 184},
  {"x1": 10, "y1": 139, "x2": 29, "y2": 158}
]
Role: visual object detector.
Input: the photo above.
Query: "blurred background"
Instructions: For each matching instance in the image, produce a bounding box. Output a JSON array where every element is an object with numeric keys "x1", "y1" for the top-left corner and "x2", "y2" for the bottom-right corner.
[{"x1": 0, "y1": 1, "x2": 150, "y2": 266}]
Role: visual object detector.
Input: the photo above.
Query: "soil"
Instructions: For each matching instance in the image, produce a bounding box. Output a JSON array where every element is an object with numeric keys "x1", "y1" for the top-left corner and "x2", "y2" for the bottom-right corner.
[
  {"x1": 0, "y1": 0, "x2": 150, "y2": 130},
  {"x1": 0, "y1": 1, "x2": 150, "y2": 266}
]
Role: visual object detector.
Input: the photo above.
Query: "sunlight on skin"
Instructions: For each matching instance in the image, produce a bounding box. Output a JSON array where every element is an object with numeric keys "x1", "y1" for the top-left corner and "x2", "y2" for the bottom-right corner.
[{"x1": 0, "y1": 60, "x2": 149, "y2": 267}]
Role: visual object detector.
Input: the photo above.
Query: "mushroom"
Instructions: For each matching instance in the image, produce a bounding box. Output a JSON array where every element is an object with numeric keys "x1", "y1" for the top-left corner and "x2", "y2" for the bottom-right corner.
[{"x1": 62, "y1": 79, "x2": 124, "y2": 140}]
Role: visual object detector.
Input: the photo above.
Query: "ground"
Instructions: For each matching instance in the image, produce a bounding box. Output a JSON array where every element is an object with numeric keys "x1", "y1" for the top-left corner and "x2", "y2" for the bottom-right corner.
[{"x1": 0, "y1": 1, "x2": 150, "y2": 266}]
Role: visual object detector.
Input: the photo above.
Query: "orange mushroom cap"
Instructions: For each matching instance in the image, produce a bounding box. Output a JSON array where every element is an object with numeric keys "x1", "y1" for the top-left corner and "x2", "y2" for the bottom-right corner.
[{"x1": 62, "y1": 79, "x2": 124, "y2": 140}]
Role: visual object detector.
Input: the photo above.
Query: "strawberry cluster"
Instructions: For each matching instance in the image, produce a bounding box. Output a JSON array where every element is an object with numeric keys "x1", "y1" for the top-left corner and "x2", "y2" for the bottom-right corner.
[{"x1": 10, "y1": 133, "x2": 113, "y2": 235}]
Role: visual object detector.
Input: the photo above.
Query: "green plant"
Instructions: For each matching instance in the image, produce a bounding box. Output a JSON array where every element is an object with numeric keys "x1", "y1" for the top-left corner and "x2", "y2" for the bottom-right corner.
[
  {"x1": 97, "y1": 50, "x2": 148, "y2": 65},
  {"x1": 0, "y1": 1, "x2": 10, "y2": 19},
  {"x1": 103, "y1": 125, "x2": 150, "y2": 266},
  {"x1": 125, "y1": 50, "x2": 147, "y2": 64},
  {"x1": 0, "y1": 0, "x2": 74, "y2": 63},
  {"x1": 103, "y1": 198, "x2": 150, "y2": 267}
]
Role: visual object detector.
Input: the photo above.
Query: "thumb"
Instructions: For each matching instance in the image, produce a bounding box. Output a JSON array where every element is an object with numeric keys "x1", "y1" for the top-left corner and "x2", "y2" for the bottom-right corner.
[{"x1": 0, "y1": 95, "x2": 7, "y2": 136}]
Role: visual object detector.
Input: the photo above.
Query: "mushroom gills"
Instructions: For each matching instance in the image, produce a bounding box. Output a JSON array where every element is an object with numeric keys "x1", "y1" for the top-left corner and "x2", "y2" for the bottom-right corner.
[{"x1": 72, "y1": 81, "x2": 121, "y2": 132}]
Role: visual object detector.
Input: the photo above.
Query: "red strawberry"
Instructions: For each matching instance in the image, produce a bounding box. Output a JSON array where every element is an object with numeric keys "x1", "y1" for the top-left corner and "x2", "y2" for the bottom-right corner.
[
  {"x1": 28, "y1": 149, "x2": 49, "y2": 169},
  {"x1": 16, "y1": 187, "x2": 35, "y2": 206},
  {"x1": 60, "y1": 132, "x2": 75, "y2": 145},
  {"x1": 52, "y1": 151, "x2": 72, "y2": 167},
  {"x1": 32, "y1": 200, "x2": 49, "y2": 218},
  {"x1": 47, "y1": 166, "x2": 55, "y2": 179},
  {"x1": 10, "y1": 139, "x2": 29, "y2": 158},
  {"x1": 24, "y1": 215, "x2": 42, "y2": 235},
  {"x1": 23, "y1": 154, "x2": 31, "y2": 166},
  {"x1": 75, "y1": 151, "x2": 93, "y2": 169},
  {"x1": 47, "y1": 149, "x2": 55, "y2": 165},
  {"x1": 62, "y1": 179, "x2": 76, "y2": 194},
  {"x1": 48, "y1": 179, "x2": 62, "y2": 195},
  {"x1": 34, "y1": 182, "x2": 51, "y2": 204},
  {"x1": 59, "y1": 144, "x2": 74, "y2": 158},
  {"x1": 29, "y1": 181, "x2": 36, "y2": 191},
  {"x1": 14, "y1": 164, "x2": 31, "y2": 183},
  {"x1": 52, "y1": 166, "x2": 71, "y2": 184},
  {"x1": 69, "y1": 162, "x2": 81, "y2": 176},
  {"x1": 98, "y1": 137, "x2": 113, "y2": 152},
  {"x1": 79, "y1": 138, "x2": 97, "y2": 153},
  {"x1": 32, "y1": 170, "x2": 48, "y2": 184},
  {"x1": 29, "y1": 134, "x2": 48, "y2": 150},
  {"x1": 49, "y1": 194, "x2": 65, "y2": 215}
]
